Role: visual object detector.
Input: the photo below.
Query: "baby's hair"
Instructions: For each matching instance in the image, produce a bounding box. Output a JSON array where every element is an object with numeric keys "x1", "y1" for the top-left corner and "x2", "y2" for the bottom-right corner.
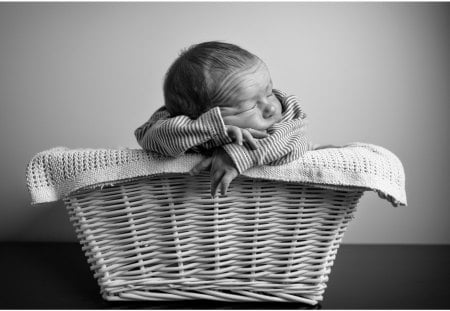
[{"x1": 163, "y1": 41, "x2": 260, "y2": 118}]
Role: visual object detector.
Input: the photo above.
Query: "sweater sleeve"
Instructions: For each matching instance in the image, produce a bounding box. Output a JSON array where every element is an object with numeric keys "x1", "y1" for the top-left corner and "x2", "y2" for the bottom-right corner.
[
  {"x1": 221, "y1": 92, "x2": 313, "y2": 173},
  {"x1": 134, "y1": 106, "x2": 231, "y2": 157}
]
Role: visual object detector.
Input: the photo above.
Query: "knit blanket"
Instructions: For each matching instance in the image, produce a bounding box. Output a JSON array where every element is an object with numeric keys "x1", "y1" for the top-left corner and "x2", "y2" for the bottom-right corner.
[{"x1": 26, "y1": 143, "x2": 407, "y2": 206}]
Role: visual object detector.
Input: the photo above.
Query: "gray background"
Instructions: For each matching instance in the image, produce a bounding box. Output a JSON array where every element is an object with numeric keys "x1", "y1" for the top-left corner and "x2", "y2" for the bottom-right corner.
[{"x1": 1, "y1": 2, "x2": 448, "y2": 244}]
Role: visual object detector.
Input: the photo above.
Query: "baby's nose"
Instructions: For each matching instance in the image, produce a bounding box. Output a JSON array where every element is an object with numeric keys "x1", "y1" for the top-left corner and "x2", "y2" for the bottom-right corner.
[{"x1": 263, "y1": 103, "x2": 276, "y2": 118}]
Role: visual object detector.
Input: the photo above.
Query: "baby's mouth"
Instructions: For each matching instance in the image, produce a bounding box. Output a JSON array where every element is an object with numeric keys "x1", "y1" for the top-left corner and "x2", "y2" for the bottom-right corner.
[{"x1": 264, "y1": 114, "x2": 282, "y2": 130}]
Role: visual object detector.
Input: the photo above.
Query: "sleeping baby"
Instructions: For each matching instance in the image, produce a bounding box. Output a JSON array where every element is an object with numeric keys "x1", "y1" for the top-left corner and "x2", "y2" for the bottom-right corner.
[{"x1": 135, "y1": 41, "x2": 323, "y2": 197}]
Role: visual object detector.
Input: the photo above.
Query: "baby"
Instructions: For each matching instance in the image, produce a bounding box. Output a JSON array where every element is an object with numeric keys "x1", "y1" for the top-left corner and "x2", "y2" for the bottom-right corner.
[{"x1": 135, "y1": 41, "x2": 313, "y2": 196}]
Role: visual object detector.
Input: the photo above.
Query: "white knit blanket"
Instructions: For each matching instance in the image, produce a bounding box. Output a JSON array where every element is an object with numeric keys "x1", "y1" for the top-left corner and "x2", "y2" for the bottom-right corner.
[{"x1": 26, "y1": 143, "x2": 407, "y2": 206}]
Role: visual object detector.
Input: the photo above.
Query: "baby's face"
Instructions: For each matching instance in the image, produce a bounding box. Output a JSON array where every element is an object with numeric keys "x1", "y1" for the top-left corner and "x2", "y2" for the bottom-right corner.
[{"x1": 214, "y1": 61, "x2": 283, "y2": 131}]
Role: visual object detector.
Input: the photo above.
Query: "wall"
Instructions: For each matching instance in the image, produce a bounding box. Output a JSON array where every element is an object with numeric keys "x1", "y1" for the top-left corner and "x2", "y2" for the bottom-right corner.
[{"x1": 0, "y1": 2, "x2": 449, "y2": 244}]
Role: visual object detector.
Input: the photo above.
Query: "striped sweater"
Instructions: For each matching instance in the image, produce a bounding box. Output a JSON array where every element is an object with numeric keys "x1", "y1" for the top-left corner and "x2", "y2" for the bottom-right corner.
[{"x1": 135, "y1": 89, "x2": 312, "y2": 173}]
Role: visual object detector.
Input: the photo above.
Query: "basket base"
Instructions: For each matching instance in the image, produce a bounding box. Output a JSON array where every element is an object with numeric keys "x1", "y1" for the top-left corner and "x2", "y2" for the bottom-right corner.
[{"x1": 103, "y1": 289, "x2": 320, "y2": 305}]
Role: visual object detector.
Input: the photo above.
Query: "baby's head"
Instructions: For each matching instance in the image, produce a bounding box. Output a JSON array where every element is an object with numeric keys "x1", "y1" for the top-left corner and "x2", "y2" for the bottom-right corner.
[{"x1": 163, "y1": 41, "x2": 282, "y2": 131}]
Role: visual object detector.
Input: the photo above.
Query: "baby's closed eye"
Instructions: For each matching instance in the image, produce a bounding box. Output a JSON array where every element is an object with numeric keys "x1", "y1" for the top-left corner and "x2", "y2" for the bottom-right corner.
[{"x1": 236, "y1": 103, "x2": 257, "y2": 115}]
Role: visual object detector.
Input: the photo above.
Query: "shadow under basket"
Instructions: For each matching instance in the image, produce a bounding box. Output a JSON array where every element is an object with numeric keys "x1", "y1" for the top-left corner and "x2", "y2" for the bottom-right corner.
[{"x1": 64, "y1": 173, "x2": 364, "y2": 305}]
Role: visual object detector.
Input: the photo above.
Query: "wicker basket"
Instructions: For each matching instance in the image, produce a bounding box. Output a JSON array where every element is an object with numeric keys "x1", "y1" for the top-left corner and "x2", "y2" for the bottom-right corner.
[{"x1": 64, "y1": 173, "x2": 364, "y2": 305}]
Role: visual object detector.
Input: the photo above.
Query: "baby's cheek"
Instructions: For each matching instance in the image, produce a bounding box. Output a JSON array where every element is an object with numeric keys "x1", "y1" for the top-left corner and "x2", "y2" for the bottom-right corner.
[
  {"x1": 222, "y1": 114, "x2": 257, "y2": 130},
  {"x1": 222, "y1": 115, "x2": 236, "y2": 126},
  {"x1": 222, "y1": 115, "x2": 248, "y2": 129}
]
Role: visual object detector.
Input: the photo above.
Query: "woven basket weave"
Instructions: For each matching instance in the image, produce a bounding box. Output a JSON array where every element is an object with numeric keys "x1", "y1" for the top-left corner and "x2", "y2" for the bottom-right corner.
[{"x1": 64, "y1": 173, "x2": 363, "y2": 305}]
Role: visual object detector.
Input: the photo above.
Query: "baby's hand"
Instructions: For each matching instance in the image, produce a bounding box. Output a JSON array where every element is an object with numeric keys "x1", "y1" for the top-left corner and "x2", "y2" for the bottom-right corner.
[
  {"x1": 190, "y1": 148, "x2": 239, "y2": 197},
  {"x1": 225, "y1": 125, "x2": 268, "y2": 150}
]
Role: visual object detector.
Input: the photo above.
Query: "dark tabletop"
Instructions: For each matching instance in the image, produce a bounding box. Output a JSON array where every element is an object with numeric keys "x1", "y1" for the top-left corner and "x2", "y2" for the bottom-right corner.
[{"x1": 1, "y1": 243, "x2": 449, "y2": 309}]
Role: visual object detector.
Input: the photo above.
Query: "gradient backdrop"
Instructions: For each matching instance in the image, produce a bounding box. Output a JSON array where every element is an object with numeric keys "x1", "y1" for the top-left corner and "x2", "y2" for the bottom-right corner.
[{"x1": 0, "y1": 2, "x2": 449, "y2": 244}]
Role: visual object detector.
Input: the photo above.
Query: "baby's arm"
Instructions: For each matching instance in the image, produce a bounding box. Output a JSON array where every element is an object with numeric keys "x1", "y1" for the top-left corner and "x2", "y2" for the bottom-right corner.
[
  {"x1": 135, "y1": 106, "x2": 228, "y2": 156},
  {"x1": 135, "y1": 107, "x2": 265, "y2": 157}
]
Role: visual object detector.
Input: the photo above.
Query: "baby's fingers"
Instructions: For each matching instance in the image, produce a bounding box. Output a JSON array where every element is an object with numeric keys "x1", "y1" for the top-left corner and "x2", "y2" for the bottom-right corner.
[
  {"x1": 227, "y1": 126, "x2": 243, "y2": 145},
  {"x1": 242, "y1": 130, "x2": 258, "y2": 150},
  {"x1": 246, "y1": 128, "x2": 269, "y2": 139},
  {"x1": 219, "y1": 170, "x2": 238, "y2": 196},
  {"x1": 210, "y1": 171, "x2": 224, "y2": 197},
  {"x1": 211, "y1": 170, "x2": 238, "y2": 197}
]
